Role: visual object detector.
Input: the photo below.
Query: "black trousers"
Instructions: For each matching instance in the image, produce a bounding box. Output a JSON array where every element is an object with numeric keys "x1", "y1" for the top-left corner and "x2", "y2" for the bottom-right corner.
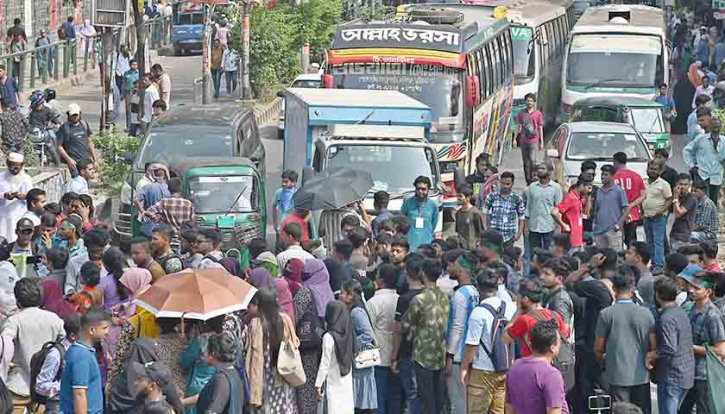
[
  {"x1": 414, "y1": 362, "x2": 445, "y2": 414},
  {"x1": 679, "y1": 379, "x2": 711, "y2": 414}
]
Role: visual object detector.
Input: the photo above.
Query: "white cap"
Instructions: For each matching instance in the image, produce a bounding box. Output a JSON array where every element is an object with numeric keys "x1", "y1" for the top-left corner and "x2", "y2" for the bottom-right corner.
[
  {"x1": 7, "y1": 152, "x2": 24, "y2": 163},
  {"x1": 68, "y1": 103, "x2": 81, "y2": 115}
]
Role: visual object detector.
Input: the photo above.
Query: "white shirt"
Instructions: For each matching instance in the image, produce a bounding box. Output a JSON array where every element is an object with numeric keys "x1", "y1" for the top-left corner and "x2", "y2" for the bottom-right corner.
[
  {"x1": 64, "y1": 175, "x2": 89, "y2": 195},
  {"x1": 222, "y1": 49, "x2": 238, "y2": 72},
  {"x1": 143, "y1": 84, "x2": 160, "y2": 123},
  {"x1": 276, "y1": 245, "x2": 314, "y2": 270},
  {"x1": 366, "y1": 288, "x2": 399, "y2": 367},
  {"x1": 115, "y1": 54, "x2": 130, "y2": 77},
  {"x1": 0, "y1": 171, "x2": 33, "y2": 243},
  {"x1": 316, "y1": 333, "x2": 354, "y2": 413},
  {"x1": 465, "y1": 296, "x2": 516, "y2": 371}
]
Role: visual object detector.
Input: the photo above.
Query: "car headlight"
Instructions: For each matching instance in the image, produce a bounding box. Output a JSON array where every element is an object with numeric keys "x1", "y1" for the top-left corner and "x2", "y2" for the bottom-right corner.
[{"x1": 120, "y1": 181, "x2": 133, "y2": 205}]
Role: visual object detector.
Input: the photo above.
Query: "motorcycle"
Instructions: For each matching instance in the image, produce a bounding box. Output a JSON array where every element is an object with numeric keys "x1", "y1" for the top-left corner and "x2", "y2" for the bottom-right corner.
[{"x1": 27, "y1": 126, "x2": 60, "y2": 166}]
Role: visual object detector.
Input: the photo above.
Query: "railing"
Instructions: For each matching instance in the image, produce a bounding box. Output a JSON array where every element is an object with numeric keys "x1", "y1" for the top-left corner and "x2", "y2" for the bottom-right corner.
[{"x1": 0, "y1": 16, "x2": 171, "y2": 94}]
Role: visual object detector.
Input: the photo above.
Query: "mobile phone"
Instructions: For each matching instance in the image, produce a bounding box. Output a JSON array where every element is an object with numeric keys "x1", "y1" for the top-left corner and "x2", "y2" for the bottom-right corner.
[{"x1": 26, "y1": 256, "x2": 42, "y2": 265}]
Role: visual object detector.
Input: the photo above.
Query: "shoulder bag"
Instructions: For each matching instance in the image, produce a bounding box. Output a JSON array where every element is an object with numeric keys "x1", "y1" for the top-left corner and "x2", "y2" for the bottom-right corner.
[{"x1": 353, "y1": 308, "x2": 381, "y2": 370}]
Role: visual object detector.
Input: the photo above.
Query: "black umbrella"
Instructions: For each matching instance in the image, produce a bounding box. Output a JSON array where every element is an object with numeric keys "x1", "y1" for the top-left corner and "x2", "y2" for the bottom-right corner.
[{"x1": 292, "y1": 167, "x2": 374, "y2": 211}]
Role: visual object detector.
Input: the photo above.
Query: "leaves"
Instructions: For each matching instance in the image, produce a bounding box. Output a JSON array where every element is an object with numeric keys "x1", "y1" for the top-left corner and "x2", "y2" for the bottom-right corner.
[{"x1": 92, "y1": 131, "x2": 140, "y2": 194}]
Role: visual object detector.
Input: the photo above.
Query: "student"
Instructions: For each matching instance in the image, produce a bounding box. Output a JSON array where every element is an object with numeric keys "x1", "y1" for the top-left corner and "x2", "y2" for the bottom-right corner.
[
  {"x1": 131, "y1": 237, "x2": 166, "y2": 283},
  {"x1": 670, "y1": 173, "x2": 697, "y2": 251},
  {"x1": 34, "y1": 314, "x2": 81, "y2": 414}
]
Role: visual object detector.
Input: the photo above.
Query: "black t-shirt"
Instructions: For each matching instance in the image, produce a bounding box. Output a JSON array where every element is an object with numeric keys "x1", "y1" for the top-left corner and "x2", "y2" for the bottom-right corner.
[
  {"x1": 661, "y1": 166, "x2": 679, "y2": 191},
  {"x1": 196, "y1": 367, "x2": 244, "y2": 414},
  {"x1": 394, "y1": 288, "x2": 424, "y2": 360},
  {"x1": 57, "y1": 121, "x2": 93, "y2": 163},
  {"x1": 28, "y1": 106, "x2": 60, "y2": 130},
  {"x1": 670, "y1": 192, "x2": 698, "y2": 242},
  {"x1": 583, "y1": 185, "x2": 599, "y2": 233},
  {"x1": 576, "y1": 279, "x2": 613, "y2": 349}
]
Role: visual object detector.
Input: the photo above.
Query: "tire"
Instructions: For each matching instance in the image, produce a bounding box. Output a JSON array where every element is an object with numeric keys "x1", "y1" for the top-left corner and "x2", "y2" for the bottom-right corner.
[{"x1": 409, "y1": 7, "x2": 464, "y2": 25}]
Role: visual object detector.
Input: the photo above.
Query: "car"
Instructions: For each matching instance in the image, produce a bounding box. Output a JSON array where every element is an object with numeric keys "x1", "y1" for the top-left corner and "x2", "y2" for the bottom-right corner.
[
  {"x1": 111, "y1": 104, "x2": 266, "y2": 243},
  {"x1": 546, "y1": 121, "x2": 652, "y2": 186},
  {"x1": 277, "y1": 73, "x2": 322, "y2": 139}
]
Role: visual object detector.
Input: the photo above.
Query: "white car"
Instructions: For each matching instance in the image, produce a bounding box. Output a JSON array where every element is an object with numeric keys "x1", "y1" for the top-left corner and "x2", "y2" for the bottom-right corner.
[
  {"x1": 546, "y1": 121, "x2": 652, "y2": 186},
  {"x1": 277, "y1": 73, "x2": 322, "y2": 139}
]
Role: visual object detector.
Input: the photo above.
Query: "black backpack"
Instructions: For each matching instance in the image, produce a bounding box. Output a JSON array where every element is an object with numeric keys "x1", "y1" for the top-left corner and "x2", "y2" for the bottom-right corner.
[
  {"x1": 297, "y1": 290, "x2": 325, "y2": 351},
  {"x1": 479, "y1": 302, "x2": 515, "y2": 373},
  {"x1": 29, "y1": 340, "x2": 66, "y2": 404}
]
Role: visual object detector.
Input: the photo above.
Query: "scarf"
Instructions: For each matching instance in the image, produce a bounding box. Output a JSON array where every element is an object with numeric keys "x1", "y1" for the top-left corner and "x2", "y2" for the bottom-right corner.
[
  {"x1": 40, "y1": 279, "x2": 76, "y2": 319},
  {"x1": 249, "y1": 268, "x2": 295, "y2": 321},
  {"x1": 302, "y1": 259, "x2": 334, "y2": 318},
  {"x1": 260, "y1": 261, "x2": 279, "y2": 278},
  {"x1": 283, "y1": 258, "x2": 304, "y2": 296},
  {"x1": 220, "y1": 257, "x2": 241, "y2": 276},
  {"x1": 121, "y1": 268, "x2": 152, "y2": 316},
  {"x1": 325, "y1": 301, "x2": 353, "y2": 376},
  {"x1": 248, "y1": 268, "x2": 275, "y2": 291}
]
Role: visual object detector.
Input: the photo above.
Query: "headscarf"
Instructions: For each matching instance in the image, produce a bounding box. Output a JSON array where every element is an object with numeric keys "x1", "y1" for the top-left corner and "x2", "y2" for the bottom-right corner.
[
  {"x1": 256, "y1": 252, "x2": 279, "y2": 277},
  {"x1": 220, "y1": 257, "x2": 241, "y2": 276},
  {"x1": 323, "y1": 257, "x2": 345, "y2": 296},
  {"x1": 249, "y1": 268, "x2": 295, "y2": 321},
  {"x1": 40, "y1": 279, "x2": 76, "y2": 319},
  {"x1": 120, "y1": 268, "x2": 153, "y2": 316},
  {"x1": 80, "y1": 19, "x2": 96, "y2": 38},
  {"x1": 302, "y1": 259, "x2": 334, "y2": 318},
  {"x1": 248, "y1": 268, "x2": 275, "y2": 291},
  {"x1": 283, "y1": 258, "x2": 304, "y2": 296},
  {"x1": 324, "y1": 301, "x2": 353, "y2": 376}
]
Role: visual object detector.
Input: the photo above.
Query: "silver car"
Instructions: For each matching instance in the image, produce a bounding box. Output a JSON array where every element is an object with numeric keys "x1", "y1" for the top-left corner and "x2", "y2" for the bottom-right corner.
[{"x1": 546, "y1": 121, "x2": 652, "y2": 186}]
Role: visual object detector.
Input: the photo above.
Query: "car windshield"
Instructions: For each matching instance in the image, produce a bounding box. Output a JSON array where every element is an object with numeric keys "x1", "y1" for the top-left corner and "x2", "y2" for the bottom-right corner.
[
  {"x1": 176, "y1": 13, "x2": 203, "y2": 25},
  {"x1": 326, "y1": 144, "x2": 438, "y2": 195},
  {"x1": 566, "y1": 132, "x2": 650, "y2": 161},
  {"x1": 188, "y1": 175, "x2": 257, "y2": 213},
  {"x1": 135, "y1": 126, "x2": 233, "y2": 170},
  {"x1": 330, "y1": 63, "x2": 464, "y2": 142},
  {"x1": 629, "y1": 107, "x2": 664, "y2": 133},
  {"x1": 511, "y1": 26, "x2": 536, "y2": 84},
  {"x1": 570, "y1": 106, "x2": 622, "y2": 123},
  {"x1": 290, "y1": 79, "x2": 320, "y2": 88}
]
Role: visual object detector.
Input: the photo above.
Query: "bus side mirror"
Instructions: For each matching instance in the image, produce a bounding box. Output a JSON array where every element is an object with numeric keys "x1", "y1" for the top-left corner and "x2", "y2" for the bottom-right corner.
[
  {"x1": 321, "y1": 74, "x2": 333, "y2": 89},
  {"x1": 465, "y1": 76, "x2": 480, "y2": 107}
]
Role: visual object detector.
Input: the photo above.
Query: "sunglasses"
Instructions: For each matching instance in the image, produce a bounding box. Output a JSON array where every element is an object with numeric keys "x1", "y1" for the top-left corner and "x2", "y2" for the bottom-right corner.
[{"x1": 18, "y1": 229, "x2": 33, "y2": 235}]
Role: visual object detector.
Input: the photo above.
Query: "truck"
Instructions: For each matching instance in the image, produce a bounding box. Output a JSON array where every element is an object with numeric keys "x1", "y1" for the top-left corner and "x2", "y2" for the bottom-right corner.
[
  {"x1": 170, "y1": 2, "x2": 204, "y2": 55},
  {"x1": 282, "y1": 88, "x2": 444, "y2": 231}
]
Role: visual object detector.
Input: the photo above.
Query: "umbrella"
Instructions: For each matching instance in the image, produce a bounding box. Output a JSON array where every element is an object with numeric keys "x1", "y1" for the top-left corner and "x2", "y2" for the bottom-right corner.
[
  {"x1": 293, "y1": 167, "x2": 374, "y2": 211},
  {"x1": 134, "y1": 268, "x2": 257, "y2": 321}
]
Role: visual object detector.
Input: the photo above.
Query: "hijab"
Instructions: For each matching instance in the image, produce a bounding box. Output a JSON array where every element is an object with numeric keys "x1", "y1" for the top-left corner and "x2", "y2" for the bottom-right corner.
[
  {"x1": 220, "y1": 257, "x2": 241, "y2": 276},
  {"x1": 325, "y1": 301, "x2": 353, "y2": 376},
  {"x1": 323, "y1": 257, "x2": 345, "y2": 296},
  {"x1": 283, "y1": 258, "x2": 304, "y2": 296},
  {"x1": 248, "y1": 268, "x2": 275, "y2": 291},
  {"x1": 40, "y1": 279, "x2": 76, "y2": 319},
  {"x1": 120, "y1": 268, "x2": 153, "y2": 315},
  {"x1": 250, "y1": 268, "x2": 295, "y2": 321},
  {"x1": 302, "y1": 259, "x2": 334, "y2": 318},
  {"x1": 108, "y1": 338, "x2": 158, "y2": 412}
]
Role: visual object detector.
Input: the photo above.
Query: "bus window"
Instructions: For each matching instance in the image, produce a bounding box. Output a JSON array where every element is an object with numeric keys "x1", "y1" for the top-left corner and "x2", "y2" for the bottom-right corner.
[
  {"x1": 485, "y1": 44, "x2": 495, "y2": 96},
  {"x1": 477, "y1": 49, "x2": 489, "y2": 100}
]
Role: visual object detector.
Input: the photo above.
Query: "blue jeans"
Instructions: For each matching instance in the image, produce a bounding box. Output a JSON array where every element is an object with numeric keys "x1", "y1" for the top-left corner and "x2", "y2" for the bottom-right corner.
[
  {"x1": 225, "y1": 70, "x2": 237, "y2": 95},
  {"x1": 211, "y1": 68, "x2": 222, "y2": 97},
  {"x1": 657, "y1": 383, "x2": 687, "y2": 414},
  {"x1": 399, "y1": 358, "x2": 421, "y2": 414},
  {"x1": 691, "y1": 231, "x2": 715, "y2": 243},
  {"x1": 644, "y1": 215, "x2": 667, "y2": 269},
  {"x1": 375, "y1": 366, "x2": 403, "y2": 414}
]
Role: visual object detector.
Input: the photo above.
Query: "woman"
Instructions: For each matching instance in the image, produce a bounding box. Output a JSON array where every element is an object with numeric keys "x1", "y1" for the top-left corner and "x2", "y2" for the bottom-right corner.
[
  {"x1": 245, "y1": 289, "x2": 298, "y2": 414},
  {"x1": 179, "y1": 321, "x2": 217, "y2": 414},
  {"x1": 249, "y1": 267, "x2": 295, "y2": 322},
  {"x1": 285, "y1": 259, "x2": 317, "y2": 414},
  {"x1": 220, "y1": 257, "x2": 241, "y2": 277},
  {"x1": 302, "y1": 259, "x2": 334, "y2": 319},
  {"x1": 107, "y1": 338, "x2": 184, "y2": 414},
  {"x1": 340, "y1": 281, "x2": 377, "y2": 413},
  {"x1": 195, "y1": 331, "x2": 245, "y2": 414},
  {"x1": 100, "y1": 247, "x2": 128, "y2": 310},
  {"x1": 40, "y1": 279, "x2": 76, "y2": 319},
  {"x1": 255, "y1": 251, "x2": 280, "y2": 277},
  {"x1": 154, "y1": 318, "x2": 187, "y2": 392},
  {"x1": 106, "y1": 268, "x2": 153, "y2": 360},
  {"x1": 316, "y1": 301, "x2": 353, "y2": 414}
]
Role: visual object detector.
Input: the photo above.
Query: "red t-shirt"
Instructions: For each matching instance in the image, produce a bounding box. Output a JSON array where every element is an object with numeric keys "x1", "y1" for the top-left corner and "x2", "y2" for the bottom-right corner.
[
  {"x1": 613, "y1": 168, "x2": 645, "y2": 222},
  {"x1": 280, "y1": 213, "x2": 310, "y2": 242},
  {"x1": 516, "y1": 109, "x2": 544, "y2": 144},
  {"x1": 705, "y1": 262, "x2": 723, "y2": 272},
  {"x1": 556, "y1": 190, "x2": 583, "y2": 247},
  {"x1": 507, "y1": 309, "x2": 569, "y2": 357}
]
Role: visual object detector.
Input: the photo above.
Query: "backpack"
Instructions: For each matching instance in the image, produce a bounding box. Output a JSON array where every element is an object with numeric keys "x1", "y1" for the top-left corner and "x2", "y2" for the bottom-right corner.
[
  {"x1": 479, "y1": 301, "x2": 514, "y2": 373},
  {"x1": 29, "y1": 340, "x2": 66, "y2": 404},
  {"x1": 523, "y1": 309, "x2": 576, "y2": 390},
  {"x1": 157, "y1": 251, "x2": 185, "y2": 273},
  {"x1": 297, "y1": 289, "x2": 325, "y2": 351},
  {"x1": 63, "y1": 120, "x2": 91, "y2": 142}
]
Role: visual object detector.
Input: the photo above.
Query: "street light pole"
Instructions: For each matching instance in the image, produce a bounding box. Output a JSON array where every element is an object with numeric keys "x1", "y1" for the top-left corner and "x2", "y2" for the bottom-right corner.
[{"x1": 240, "y1": 0, "x2": 251, "y2": 100}]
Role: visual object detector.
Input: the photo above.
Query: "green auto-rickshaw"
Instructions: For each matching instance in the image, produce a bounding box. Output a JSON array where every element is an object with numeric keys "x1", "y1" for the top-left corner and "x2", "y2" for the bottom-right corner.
[{"x1": 570, "y1": 96, "x2": 670, "y2": 151}]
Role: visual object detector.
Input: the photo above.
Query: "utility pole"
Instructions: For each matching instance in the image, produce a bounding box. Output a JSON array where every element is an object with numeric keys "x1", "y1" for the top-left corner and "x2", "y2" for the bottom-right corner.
[
  {"x1": 202, "y1": 4, "x2": 214, "y2": 104},
  {"x1": 240, "y1": 0, "x2": 251, "y2": 100}
]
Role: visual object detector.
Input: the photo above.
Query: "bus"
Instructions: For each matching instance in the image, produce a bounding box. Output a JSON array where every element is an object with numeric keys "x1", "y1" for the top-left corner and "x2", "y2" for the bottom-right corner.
[
  {"x1": 560, "y1": 5, "x2": 669, "y2": 120},
  {"x1": 324, "y1": 4, "x2": 515, "y2": 199}
]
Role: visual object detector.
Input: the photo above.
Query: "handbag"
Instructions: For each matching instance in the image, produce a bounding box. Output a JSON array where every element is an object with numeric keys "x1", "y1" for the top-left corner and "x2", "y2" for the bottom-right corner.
[
  {"x1": 277, "y1": 338, "x2": 306, "y2": 387},
  {"x1": 353, "y1": 309, "x2": 382, "y2": 369}
]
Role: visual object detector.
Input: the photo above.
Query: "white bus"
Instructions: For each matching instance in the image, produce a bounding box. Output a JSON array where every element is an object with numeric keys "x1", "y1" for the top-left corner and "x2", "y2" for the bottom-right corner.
[{"x1": 560, "y1": 5, "x2": 669, "y2": 120}]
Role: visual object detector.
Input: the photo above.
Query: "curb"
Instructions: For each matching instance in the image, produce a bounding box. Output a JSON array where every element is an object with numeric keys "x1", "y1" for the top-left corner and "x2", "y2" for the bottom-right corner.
[
  {"x1": 253, "y1": 97, "x2": 282, "y2": 126},
  {"x1": 18, "y1": 70, "x2": 99, "y2": 101}
]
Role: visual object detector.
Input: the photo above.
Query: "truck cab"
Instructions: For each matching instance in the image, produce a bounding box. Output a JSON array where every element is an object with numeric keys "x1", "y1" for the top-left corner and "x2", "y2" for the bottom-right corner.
[{"x1": 171, "y1": 2, "x2": 204, "y2": 55}]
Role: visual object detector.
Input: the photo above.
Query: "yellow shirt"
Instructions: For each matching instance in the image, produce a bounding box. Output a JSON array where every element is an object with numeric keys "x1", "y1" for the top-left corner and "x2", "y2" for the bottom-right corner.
[{"x1": 642, "y1": 177, "x2": 672, "y2": 217}]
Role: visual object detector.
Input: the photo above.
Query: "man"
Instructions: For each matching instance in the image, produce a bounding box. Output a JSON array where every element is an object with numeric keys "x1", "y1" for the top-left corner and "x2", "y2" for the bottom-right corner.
[
  {"x1": 0, "y1": 153, "x2": 32, "y2": 243},
  {"x1": 593, "y1": 165, "x2": 629, "y2": 250},
  {"x1": 123, "y1": 60, "x2": 140, "y2": 131},
  {"x1": 0, "y1": 66, "x2": 19, "y2": 110},
  {"x1": 652, "y1": 277, "x2": 694, "y2": 414},
  {"x1": 444, "y1": 251, "x2": 479, "y2": 414},
  {"x1": 684, "y1": 116, "x2": 725, "y2": 205},
  {"x1": 688, "y1": 102, "x2": 712, "y2": 143},
  {"x1": 514, "y1": 93, "x2": 544, "y2": 185},
  {"x1": 21, "y1": 188, "x2": 45, "y2": 227},
  {"x1": 655, "y1": 83, "x2": 676, "y2": 134},
  {"x1": 642, "y1": 161, "x2": 673, "y2": 272},
  {"x1": 626, "y1": 242, "x2": 656, "y2": 306},
  {"x1": 477, "y1": 231, "x2": 519, "y2": 294},
  {"x1": 35, "y1": 314, "x2": 80, "y2": 414},
  {"x1": 677, "y1": 271, "x2": 725, "y2": 414},
  {"x1": 366, "y1": 263, "x2": 402, "y2": 414},
  {"x1": 400, "y1": 176, "x2": 438, "y2": 251},
  {"x1": 140, "y1": 177, "x2": 194, "y2": 241},
  {"x1": 28, "y1": 91, "x2": 61, "y2": 139},
  {"x1": 670, "y1": 173, "x2": 698, "y2": 251},
  {"x1": 136, "y1": 166, "x2": 170, "y2": 236},
  {"x1": 552, "y1": 179, "x2": 591, "y2": 254},
  {"x1": 0, "y1": 98, "x2": 26, "y2": 157},
  {"x1": 580, "y1": 161, "x2": 598, "y2": 244},
  {"x1": 64, "y1": 159, "x2": 96, "y2": 196},
  {"x1": 504, "y1": 320, "x2": 569, "y2": 414},
  {"x1": 653, "y1": 148, "x2": 679, "y2": 191},
  {"x1": 151, "y1": 64, "x2": 171, "y2": 108},
  {"x1": 482, "y1": 171, "x2": 524, "y2": 249},
  {"x1": 150, "y1": 225, "x2": 184, "y2": 275},
  {"x1": 594, "y1": 271, "x2": 656, "y2": 412},
  {"x1": 276, "y1": 222, "x2": 314, "y2": 270},
  {"x1": 193, "y1": 228, "x2": 225, "y2": 269},
  {"x1": 459, "y1": 268, "x2": 515, "y2": 414},
  {"x1": 151, "y1": 100, "x2": 167, "y2": 119},
  {"x1": 132, "y1": 361, "x2": 172, "y2": 410},
  {"x1": 1, "y1": 277, "x2": 65, "y2": 412},
  {"x1": 6, "y1": 19, "x2": 25, "y2": 44},
  {"x1": 400, "y1": 259, "x2": 450, "y2": 414},
  {"x1": 56, "y1": 103, "x2": 96, "y2": 177},
  {"x1": 613, "y1": 152, "x2": 646, "y2": 248},
  {"x1": 550, "y1": 235, "x2": 570, "y2": 258},
  {"x1": 691, "y1": 180, "x2": 718, "y2": 242},
  {"x1": 59, "y1": 309, "x2": 110, "y2": 414},
  {"x1": 65, "y1": 229, "x2": 109, "y2": 295},
  {"x1": 130, "y1": 237, "x2": 166, "y2": 283},
  {"x1": 139, "y1": 73, "x2": 160, "y2": 136},
  {"x1": 524, "y1": 162, "x2": 563, "y2": 252},
  {"x1": 465, "y1": 154, "x2": 491, "y2": 208},
  {"x1": 61, "y1": 16, "x2": 76, "y2": 40},
  {"x1": 371, "y1": 191, "x2": 394, "y2": 237},
  {"x1": 455, "y1": 184, "x2": 485, "y2": 250},
  {"x1": 701, "y1": 240, "x2": 722, "y2": 272},
  {"x1": 9, "y1": 218, "x2": 40, "y2": 278}
]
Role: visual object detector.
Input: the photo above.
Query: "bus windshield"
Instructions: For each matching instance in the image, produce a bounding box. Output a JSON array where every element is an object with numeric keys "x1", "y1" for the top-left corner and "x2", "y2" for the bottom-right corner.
[
  {"x1": 566, "y1": 34, "x2": 663, "y2": 89},
  {"x1": 330, "y1": 63, "x2": 465, "y2": 142},
  {"x1": 511, "y1": 26, "x2": 536, "y2": 84}
]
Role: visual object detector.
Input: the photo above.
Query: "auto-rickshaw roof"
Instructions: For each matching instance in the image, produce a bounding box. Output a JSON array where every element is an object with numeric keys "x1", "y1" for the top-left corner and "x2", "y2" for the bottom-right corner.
[
  {"x1": 572, "y1": 96, "x2": 664, "y2": 109},
  {"x1": 174, "y1": 157, "x2": 259, "y2": 176}
]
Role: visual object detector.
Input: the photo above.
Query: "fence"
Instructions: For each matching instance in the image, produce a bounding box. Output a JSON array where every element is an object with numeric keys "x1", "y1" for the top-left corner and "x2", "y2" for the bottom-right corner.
[{"x1": 0, "y1": 16, "x2": 171, "y2": 94}]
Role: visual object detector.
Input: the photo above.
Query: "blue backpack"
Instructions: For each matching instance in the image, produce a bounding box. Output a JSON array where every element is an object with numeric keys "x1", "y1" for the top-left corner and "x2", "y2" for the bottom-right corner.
[{"x1": 479, "y1": 302, "x2": 514, "y2": 373}]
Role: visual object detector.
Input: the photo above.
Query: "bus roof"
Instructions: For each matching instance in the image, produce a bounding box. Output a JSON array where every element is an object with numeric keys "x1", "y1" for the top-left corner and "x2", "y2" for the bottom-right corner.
[
  {"x1": 572, "y1": 5, "x2": 665, "y2": 35},
  {"x1": 453, "y1": 0, "x2": 573, "y2": 27}
]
